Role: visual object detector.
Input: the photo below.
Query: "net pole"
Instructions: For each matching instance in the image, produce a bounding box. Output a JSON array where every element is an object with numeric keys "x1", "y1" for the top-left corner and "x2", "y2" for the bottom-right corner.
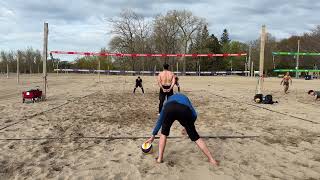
[
  {"x1": 258, "y1": 25, "x2": 266, "y2": 94},
  {"x1": 295, "y1": 40, "x2": 300, "y2": 78},
  {"x1": 42, "y1": 22, "x2": 48, "y2": 100}
]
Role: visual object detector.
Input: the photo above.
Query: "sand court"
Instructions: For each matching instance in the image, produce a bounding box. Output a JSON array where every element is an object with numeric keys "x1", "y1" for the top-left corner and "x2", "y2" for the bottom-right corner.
[{"x1": 0, "y1": 74, "x2": 320, "y2": 179}]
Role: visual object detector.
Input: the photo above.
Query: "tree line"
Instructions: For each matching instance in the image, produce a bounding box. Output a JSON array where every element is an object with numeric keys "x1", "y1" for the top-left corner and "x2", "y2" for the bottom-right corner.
[{"x1": 1, "y1": 9, "x2": 320, "y2": 75}]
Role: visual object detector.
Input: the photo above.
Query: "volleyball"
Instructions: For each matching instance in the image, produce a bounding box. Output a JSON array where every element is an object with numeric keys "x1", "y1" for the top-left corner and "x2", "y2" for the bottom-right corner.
[{"x1": 141, "y1": 142, "x2": 153, "y2": 153}]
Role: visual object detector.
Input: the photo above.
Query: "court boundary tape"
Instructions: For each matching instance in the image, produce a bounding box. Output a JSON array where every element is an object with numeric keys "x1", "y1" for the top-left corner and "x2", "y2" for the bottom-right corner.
[{"x1": 0, "y1": 135, "x2": 260, "y2": 141}]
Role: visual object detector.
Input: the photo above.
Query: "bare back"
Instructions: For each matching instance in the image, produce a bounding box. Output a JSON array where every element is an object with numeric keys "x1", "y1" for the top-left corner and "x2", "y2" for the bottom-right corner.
[{"x1": 158, "y1": 70, "x2": 174, "y2": 86}]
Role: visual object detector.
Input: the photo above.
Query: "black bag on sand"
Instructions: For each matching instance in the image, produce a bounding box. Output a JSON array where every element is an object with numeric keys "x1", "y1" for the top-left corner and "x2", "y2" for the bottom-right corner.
[{"x1": 263, "y1": 95, "x2": 276, "y2": 104}]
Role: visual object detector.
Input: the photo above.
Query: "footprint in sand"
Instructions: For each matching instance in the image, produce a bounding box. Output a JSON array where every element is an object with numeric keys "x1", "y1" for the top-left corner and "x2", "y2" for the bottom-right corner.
[
  {"x1": 167, "y1": 160, "x2": 175, "y2": 167},
  {"x1": 113, "y1": 152, "x2": 123, "y2": 159}
]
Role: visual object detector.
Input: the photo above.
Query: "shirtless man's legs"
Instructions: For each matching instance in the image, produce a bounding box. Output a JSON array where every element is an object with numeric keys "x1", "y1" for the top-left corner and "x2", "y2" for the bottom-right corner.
[
  {"x1": 157, "y1": 64, "x2": 175, "y2": 113},
  {"x1": 159, "y1": 86, "x2": 173, "y2": 113}
]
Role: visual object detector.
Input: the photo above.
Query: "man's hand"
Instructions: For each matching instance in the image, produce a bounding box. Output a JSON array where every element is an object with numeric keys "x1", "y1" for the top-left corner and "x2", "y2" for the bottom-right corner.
[
  {"x1": 163, "y1": 89, "x2": 170, "y2": 93},
  {"x1": 145, "y1": 136, "x2": 155, "y2": 144}
]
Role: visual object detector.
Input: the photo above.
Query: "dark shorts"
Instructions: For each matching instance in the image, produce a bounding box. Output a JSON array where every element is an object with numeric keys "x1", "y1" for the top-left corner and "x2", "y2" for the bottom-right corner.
[
  {"x1": 175, "y1": 82, "x2": 180, "y2": 87},
  {"x1": 135, "y1": 84, "x2": 143, "y2": 88},
  {"x1": 161, "y1": 102, "x2": 200, "y2": 141},
  {"x1": 159, "y1": 85, "x2": 173, "y2": 99}
]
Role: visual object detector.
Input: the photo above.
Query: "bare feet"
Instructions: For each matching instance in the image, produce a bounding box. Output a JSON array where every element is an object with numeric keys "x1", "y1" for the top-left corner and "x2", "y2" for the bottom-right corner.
[
  {"x1": 155, "y1": 157, "x2": 164, "y2": 163},
  {"x1": 209, "y1": 159, "x2": 219, "y2": 166}
]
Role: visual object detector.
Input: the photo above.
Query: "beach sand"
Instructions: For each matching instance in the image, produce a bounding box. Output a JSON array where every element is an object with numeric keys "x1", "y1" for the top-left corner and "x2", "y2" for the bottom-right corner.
[{"x1": 0, "y1": 73, "x2": 320, "y2": 179}]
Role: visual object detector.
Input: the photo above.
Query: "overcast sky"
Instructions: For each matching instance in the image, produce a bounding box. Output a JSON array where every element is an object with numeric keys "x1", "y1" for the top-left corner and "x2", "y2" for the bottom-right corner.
[{"x1": 0, "y1": 0, "x2": 319, "y2": 60}]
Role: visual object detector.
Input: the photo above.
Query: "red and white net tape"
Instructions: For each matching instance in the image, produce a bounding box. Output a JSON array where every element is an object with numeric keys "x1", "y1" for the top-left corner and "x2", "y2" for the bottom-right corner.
[{"x1": 50, "y1": 51, "x2": 247, "y2": 57}]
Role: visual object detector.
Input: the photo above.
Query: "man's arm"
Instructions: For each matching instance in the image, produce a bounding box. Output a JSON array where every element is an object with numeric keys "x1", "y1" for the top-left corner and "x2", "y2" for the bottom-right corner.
[
  {"x1": 152, "y1": 111, "x2": 165, "y2": 136},
  {"x1": 186, "y1": 97, "x2": 197, "y2": 120},
  {"x1": 145, "y1": 111, "x2": 165, "y2": 144},
  {"x1": 169, "y1": 72, "x2": 176, "y2": 90},
  {"x1": 157, "y1": 73, "x2": 164, "y2": 90},
  {"x1": 280, "y1": 79, "x2": 283, "y2": 85}
]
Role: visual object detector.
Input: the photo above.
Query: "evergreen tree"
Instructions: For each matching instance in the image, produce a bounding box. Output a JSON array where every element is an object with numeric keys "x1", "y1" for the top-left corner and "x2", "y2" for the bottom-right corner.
[
  {"x1": 207, "y1": 34, "x2": 224, "y2": 70},
  {"x1": 220, "y1": 29, "x2": 230, "y2": 46}
]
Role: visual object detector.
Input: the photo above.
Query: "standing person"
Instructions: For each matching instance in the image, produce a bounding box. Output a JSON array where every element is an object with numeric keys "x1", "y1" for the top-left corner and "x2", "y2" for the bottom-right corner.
[
  {"x1": 157, "y1": 64, "x2": 175, "y2": 113},
  {"x1": 308, "y1": 90, "x2": 320, "y2": 101},
  {"x1": 175, "y1": 75, "x2": 181, "y2": 92},
  {"x1": 133, "y1": 76, "x2": 144, "y2": 94},
  {"x1": 280, "y1": 72, "x2": 292, "y2": 94},
  {"x1": 145, "y1": 93, "x2": 219, "y2": 166}
]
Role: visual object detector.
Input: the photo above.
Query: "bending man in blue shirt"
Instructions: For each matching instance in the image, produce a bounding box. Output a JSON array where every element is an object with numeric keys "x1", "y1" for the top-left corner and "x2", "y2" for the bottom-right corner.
[{"x1": 145, "y1": 93, "x2": 218, "y2": 166}]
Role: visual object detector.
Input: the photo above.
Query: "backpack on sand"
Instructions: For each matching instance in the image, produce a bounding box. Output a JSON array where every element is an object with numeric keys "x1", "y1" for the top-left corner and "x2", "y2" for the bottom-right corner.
[{"x1": 263, "y1": 95, "x2": 274, "y2": 104}]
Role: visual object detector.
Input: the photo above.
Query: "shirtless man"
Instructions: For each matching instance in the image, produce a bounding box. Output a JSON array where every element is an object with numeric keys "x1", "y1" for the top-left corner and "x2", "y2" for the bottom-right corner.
[
  {"x1": 280, "y1": 72, "x2": 292, "y2": 94},
  {"x1": 158, "y1": 64, "x2": 175, "y2": 113}
]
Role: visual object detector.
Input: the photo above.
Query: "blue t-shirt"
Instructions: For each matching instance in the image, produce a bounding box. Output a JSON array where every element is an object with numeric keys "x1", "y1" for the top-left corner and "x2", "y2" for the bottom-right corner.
[{"x1": 152, "y1": 93, "x2": 197, "y2": 135}]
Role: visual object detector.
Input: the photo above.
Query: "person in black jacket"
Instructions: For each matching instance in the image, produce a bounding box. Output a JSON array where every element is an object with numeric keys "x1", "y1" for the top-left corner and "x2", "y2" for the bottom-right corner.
[{"x1": 133, "y1": 76, "x2": 144, "y2": 94}]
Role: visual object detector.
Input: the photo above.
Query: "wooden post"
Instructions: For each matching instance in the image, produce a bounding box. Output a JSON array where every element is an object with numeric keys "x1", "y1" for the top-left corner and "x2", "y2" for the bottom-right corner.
[
  {"x1": 272, "y1": 56, "x2": 276, "y2": 70},
  {"x1": 251, "y1": 61, "x2": 254, "y2": 77},
  {"x1": 17, "y1": 55, "x2": 19, "y2": 84},
  {"x1": 198, "y1": 61, "x2": 201, "y2": 76},
  {"x1": 258, "y1": 25, "x2": 266, "y2": 94},
  {"x1": 182, "y1": 56, "x2": 186, "y2": 76},
  {"x1": 176, "y1": 62, "x2": 179, "y2": 74},
  {"x1": 196, "y1": 59, "x2": 198, "y2": 76},
  {"x1": 56, "y1": 62, "x2": 59, "y2": 76},
  {"x1": 29, "y1": 61, "x2": 32, "y2": 76},
  {"x1": 98, "y1": 59, "x2": 101, "y2": 82},
  {"x1": 245, "y1": 56, "x2": 248, "y2": 76},
  {"x1": 248, "y1": 46, "x2": 252, "y2": 77},
  {"x1": 6, "y1": 63, "x2": 9, "y2": 78},
  {"x1": 296, "y1": 39, "x2": 300, "y2": 79},
  {"x1": 43, "y1": 22, "x2": 48, "y2": 100}
]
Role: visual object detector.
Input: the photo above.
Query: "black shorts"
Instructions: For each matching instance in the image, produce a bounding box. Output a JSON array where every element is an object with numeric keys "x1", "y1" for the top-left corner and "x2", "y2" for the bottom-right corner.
[
  {"x1": 159, "y1": 85, "x2": 173, "y2": 99},
  {"x1": 135, "y1": 84, "x2": 143, "y2": 88},
  {"x1": 161, "y1": 102, "x2": 200, "y2": 141}
]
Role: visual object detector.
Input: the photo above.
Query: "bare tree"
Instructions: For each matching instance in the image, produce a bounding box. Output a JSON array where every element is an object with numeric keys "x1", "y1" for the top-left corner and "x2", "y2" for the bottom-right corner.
[
  {"x1": 108, "y1": 9, "x2": 151, "y2": 71},
  {"x1": 172, "y1": 10, "x2": 205, "y2": 73},
  {"x1": 153, "y1": 12, "x2": 181, "y2": 64}
]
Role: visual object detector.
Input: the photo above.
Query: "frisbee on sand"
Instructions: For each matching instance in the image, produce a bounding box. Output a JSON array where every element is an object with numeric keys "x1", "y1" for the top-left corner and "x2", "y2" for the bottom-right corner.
[{"x1": 141, "y1": 142, "x2": 153, "y2": 153}]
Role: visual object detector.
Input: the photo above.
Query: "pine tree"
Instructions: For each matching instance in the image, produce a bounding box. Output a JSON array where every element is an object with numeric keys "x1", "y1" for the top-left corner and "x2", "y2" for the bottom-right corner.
[{"x1": 220, "y1": 29, "x2": 230, "y2": 46}]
